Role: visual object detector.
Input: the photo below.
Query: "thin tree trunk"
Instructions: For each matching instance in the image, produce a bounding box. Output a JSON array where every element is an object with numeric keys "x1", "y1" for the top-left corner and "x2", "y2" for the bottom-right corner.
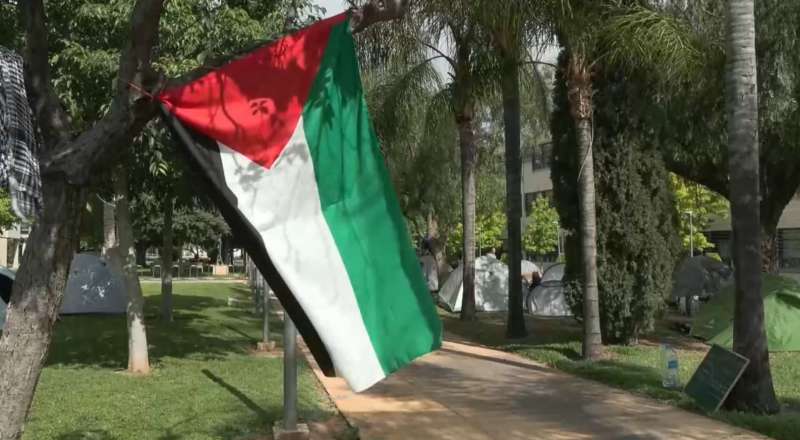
[
  {"x1": 761, "y1": 229, "x2": 779, "y2": 274},
  {"x1": 723, "y1": 0, "x2": 779, "y2": 413},
  {"x1": 135, "y1": 242, "x2": 147, "y2": 267},
  {"x1": 0, "y1": 179, "x2": 82, "y2": 439},
  {"x1": 567, "y1": 54, "x2": 603, "y2": 360},
  {"x1": 112, "y1": 170, "x2": 150, "y2": 374},
  {"x1": 458, "y1": 108, "x2": 478, "y2": 321},
  {"x1": 161, "y1": 196, "x2": 174, "y2": 322},
  {"x1": 501, "y1": 56, "x2": 526, "y2": 339},
  {"x1": 425, "y1": 213, "x2": 449, "y2": 282}
]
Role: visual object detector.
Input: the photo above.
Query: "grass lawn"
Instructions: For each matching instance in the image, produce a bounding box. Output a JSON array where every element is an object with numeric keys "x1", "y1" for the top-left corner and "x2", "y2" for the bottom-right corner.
[
  {"x1": 23, "y1": 282, "x2": 341, "y2": 440},
  {"x1": 442, "y1": 310, "x2": 800, "y2": 440}
]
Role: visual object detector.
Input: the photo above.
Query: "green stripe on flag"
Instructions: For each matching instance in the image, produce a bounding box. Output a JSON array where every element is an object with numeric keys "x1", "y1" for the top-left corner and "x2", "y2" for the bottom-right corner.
[{"x1": 302, "y1": 21, "x2": 442, "y2": 374}]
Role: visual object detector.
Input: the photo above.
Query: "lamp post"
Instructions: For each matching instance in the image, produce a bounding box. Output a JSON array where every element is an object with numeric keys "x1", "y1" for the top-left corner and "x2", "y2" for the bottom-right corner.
[{"x1": 554, "y1": 221, "x2": 562, "y2": 259}]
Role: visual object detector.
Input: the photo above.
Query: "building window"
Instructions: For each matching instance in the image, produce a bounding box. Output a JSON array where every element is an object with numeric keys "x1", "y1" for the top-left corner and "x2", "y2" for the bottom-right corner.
[
  {"x1": 524, "y1": 191, "x2": 554, "y2": 216},
  {"x1": 530, "y1": 142, "x2": 553, "y2": 172},
  {"x1": 780, "y1": 229, "x2": 800, "y2": 272}
]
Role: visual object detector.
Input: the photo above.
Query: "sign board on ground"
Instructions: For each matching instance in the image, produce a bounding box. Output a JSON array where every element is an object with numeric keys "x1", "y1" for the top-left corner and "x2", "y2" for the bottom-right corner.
[{"x1": 684, "y1": 344, "x2": 749, "y2": 412}]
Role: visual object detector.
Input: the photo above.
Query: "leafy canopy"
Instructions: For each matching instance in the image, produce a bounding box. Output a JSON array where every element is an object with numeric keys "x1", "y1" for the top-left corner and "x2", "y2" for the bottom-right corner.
[{"x1": 522, "y1": 196, "x2": 559, "y2": 257}]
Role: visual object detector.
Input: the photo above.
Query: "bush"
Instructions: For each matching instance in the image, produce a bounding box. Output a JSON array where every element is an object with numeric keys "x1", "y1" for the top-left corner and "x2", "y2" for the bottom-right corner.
[{"x1": 551, "y1": 53, "x2": 681, "y2": 344}]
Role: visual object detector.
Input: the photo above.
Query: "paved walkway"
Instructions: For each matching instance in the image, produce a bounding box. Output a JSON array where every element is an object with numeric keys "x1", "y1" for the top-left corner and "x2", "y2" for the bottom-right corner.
[{"x1": 306, "y1": 341, "x2": 766, "y2": 440}]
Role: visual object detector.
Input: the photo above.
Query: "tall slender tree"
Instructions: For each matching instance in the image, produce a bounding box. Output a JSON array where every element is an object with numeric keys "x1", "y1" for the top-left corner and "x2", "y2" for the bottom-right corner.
[
  {"x1": 723, "y1": 0, "x2": 779, "y2": 414},
  {"x1": 542, "y1": 0, "x2": 704, "y2": 359},
  {"x1": 361, "y1": 0, "x2": 500, "y2": 321}
]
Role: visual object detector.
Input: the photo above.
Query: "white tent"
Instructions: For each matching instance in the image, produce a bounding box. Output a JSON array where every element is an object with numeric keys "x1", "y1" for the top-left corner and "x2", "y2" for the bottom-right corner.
[
  {"x1": 438, "y1": 255, "x2": 509, "y2": 312},
  {"x1": 527, "y1": 263, "x2": 571, "y2": 317},
  {"x1": 419, "y1": 254, "x2": 439, "y2": 291},
  {"x1": 521, "y1": 260, "x2": 542, "y2": 284},
  {"x1": 61, "y1": 253, "x2": 127, "y2": 315}
]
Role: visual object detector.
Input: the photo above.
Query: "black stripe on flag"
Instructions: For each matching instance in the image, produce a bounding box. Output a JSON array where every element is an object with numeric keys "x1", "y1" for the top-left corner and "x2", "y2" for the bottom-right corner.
[{"x1": 159, "y1": 104, "x2": 335, "y2": 376}]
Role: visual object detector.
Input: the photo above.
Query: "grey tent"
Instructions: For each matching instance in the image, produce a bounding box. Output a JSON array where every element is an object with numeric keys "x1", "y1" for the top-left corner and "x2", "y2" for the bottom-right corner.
[
  {"x1": 672, "y1": 256, "x2": 732, "y2": 300},
  {"x1": 61, "y1": 253, "x2": 127, "y2": 314},
  {"x1": 526, "y1": 263, "x2": 571, "y2": 317}
]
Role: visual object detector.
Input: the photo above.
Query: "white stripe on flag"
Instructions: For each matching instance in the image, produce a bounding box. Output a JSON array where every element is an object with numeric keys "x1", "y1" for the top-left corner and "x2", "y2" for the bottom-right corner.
[{"x1": 217, "y1": 118, "x2": 385, "y2": 391}]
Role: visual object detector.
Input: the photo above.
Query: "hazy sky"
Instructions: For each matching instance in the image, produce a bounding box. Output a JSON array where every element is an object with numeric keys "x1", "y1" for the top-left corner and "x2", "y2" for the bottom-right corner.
[
  {"x1": 315, "y1": 0, "x2": 347, "y2": 17},
  {"x1": 311, "y1": 0, "x2": 558, "y2": 69}
]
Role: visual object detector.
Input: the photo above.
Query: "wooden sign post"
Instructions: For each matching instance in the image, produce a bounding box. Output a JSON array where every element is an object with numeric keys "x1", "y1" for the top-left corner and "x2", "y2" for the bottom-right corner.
[{"x1": 684, "y1": 344, "x2": 750, "y2": 412}]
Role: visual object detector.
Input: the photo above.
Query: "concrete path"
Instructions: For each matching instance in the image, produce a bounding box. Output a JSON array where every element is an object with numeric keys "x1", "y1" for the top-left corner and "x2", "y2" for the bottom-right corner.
[{"x1": 306, "y1": 341, "x2": 766, "y2": 440}]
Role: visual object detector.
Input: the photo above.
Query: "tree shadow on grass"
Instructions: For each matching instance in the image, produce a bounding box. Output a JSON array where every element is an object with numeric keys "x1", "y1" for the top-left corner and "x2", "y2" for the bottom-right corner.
[
  {"x1": 55, "y1": 430, "x2": 116, "y2": 440},
  {"x1": 47, "y1": 290, "x2": 269, "y2": 368}
]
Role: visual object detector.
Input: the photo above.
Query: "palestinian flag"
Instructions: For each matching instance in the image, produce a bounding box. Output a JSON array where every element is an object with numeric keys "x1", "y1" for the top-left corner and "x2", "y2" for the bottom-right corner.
[{"x1": 158, "y1": 13, "x2": 441, "y2": 392}]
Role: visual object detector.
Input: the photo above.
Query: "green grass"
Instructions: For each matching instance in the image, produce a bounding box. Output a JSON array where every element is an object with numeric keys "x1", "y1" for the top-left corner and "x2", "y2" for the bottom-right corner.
[
  {"x1": 24, "y1": 282, "x2": 336, "y2": 440},
  {"x1": 442, "y1": 310, "x2": 800, "y2": 440}
]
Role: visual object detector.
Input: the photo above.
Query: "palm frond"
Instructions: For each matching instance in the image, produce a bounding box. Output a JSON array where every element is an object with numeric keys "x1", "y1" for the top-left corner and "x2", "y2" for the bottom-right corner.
[{"x1": 599, "y1": 4, "x2": 710, "y2": 82}]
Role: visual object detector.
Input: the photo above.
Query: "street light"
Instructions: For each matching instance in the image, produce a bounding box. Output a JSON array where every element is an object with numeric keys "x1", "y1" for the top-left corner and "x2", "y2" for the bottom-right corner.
[{"x1": 554, "y1": 221, "x2": 562, "y2": 258}]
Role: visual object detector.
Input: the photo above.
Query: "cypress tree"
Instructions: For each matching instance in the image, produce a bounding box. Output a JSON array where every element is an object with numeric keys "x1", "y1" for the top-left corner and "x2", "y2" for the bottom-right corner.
[{"x1": 551, "y1": 51, "x2": 681, "y2": 344}]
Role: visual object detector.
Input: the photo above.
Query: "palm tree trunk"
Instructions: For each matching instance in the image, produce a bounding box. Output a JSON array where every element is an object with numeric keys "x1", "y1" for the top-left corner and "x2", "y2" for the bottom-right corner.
[
  {"x1": 501, "y1": 56, "x2": 527, "y2": 338},
  {"x1": 0, "y1": 178, "x2": 82, "y2": 439},
  {"x1": 566, "y1": 53, "x2": 602, "y2": 360},
  {"x1": 161, "y1": 195, "x2": 174, "y2": 322},
  {"x1": 425, "y1": 213, "x2": 449, "y2": 282},
  {"x1": 112, "y1": 170, "x2": 150, "y2": 374},
  {"x1": 723, "y1": 0, "x2": 779, "y2": 413},
  {"x1": 458, "y1": 105, "x2": 478, "y2": 321}
]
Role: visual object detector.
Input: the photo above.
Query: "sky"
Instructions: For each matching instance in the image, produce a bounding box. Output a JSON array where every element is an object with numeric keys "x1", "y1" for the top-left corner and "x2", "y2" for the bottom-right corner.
[
  {"x1": 311, "y1": 0, "x2": 558, "y2": 71},
  {"x1": 315, "y1": 0, "x2": 347, "y2": 17}
]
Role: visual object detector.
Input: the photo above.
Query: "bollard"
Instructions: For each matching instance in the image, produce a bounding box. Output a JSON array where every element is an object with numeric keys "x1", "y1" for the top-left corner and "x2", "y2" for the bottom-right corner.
[{"x1": 283, "y1": 316, "x2": 298, "y2": 429}]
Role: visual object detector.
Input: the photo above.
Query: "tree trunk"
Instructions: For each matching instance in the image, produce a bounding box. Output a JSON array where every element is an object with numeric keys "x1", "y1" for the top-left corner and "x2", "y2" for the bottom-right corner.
[
  {"x1": 723, "y1": 0, "x2": 779, "y2": 413},
  {"x1": 567, "y1": 53, "x2": 603, "y2": 360},
  {"x1": 501, "y1": 56, "x2": 527, "y2": 339},
  {"x1": 761, "y1": 226, "x2": 779, "y2": 274},
  {"x1": 0, "y1": 178, "x2": 82, "y2": 439},
  {"x1": 135, "y1": 242, "x2": 147, "y2": 267},
  {"x1": 112, "y1": 170, "x2": 150, "y2": 374},
  {"x1": 161, "y1": 196, "x2": 174, "y2": 322},
  {"x1": 425, "y1": 213, "x2": 449, "y2": 282},
  {"x1": 458, "y1": 107, "x2": 478, "y2": 321}
]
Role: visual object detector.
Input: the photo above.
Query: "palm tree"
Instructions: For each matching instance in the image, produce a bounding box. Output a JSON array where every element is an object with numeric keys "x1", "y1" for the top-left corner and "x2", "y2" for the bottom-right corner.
[
  {"x1": 361, "y1": 0, "x2": 499, "y2": 321},
  {"x1": 540, "y1": 0, "x2": 705, "y2": 359},
  {"x1": 475, "y1": 0, "x2": 546, "y2": 338},
  {"x1": 722, "y1": 0, "x2": 779, "y2": 414}
]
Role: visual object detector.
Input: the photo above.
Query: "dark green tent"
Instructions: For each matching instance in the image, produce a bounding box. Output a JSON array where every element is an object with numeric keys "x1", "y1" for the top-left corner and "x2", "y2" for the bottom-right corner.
[{"x1": 691, "y1": 275, "x2": 800, "y2": 352}]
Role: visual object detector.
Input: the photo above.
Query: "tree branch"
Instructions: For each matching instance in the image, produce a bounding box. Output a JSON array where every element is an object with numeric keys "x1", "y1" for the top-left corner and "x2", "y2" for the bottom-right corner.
[
  {"x1": 40, "y1": 0, "x2": 166, "y2": 184},
  {"x1": 350, "y1": 0, "x2": 410, "y2": 34},
  {"x1": 418, "y1": 38, "x2": 455, "y2": 70},
  {"x1": 522, "y1": 59, "x2": 558, "y2": 69},
  {"x1": 166, "y1": 0, "x2": 412, "y2": 90},
  {"x1": 18, "y1": 0, "x2": 72, "y2": 150}
]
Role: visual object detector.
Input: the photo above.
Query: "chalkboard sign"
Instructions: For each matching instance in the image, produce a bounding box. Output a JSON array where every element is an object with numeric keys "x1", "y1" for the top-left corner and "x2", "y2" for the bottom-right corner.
[{"x1": 685, "y1": 344, "x2": 750, "y2": 412}]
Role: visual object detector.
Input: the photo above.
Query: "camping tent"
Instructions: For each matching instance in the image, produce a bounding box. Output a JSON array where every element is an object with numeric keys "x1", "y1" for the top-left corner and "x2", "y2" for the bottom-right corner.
[
  {"x1": 0, "y1": 266, "x2": 14, "y2": 330},
  {"x1": 419, "y1": 254, "x2": 439, "y2": 291},
  {"x1": 692, "y1": 274, "x2": 800, "y2": 351},
  {"x1": 526, "y1": 263, "x2": 571, "y2": 317},
  {"x1": 672, "y1": 255, "x2": 732, "y2": 302},
  {"x1": 61, "y1": 253, "x2": 127, "y2": 314},
  {"x1": 438, "y1": 255, "x2": 509, "y2": 312},
  {"x1": 520, "y1": 260, "x2": 543, "y2": 286}
]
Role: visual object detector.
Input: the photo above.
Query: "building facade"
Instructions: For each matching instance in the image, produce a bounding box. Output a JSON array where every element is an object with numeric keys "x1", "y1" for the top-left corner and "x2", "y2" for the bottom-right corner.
[
  {"x1": 521, "y1": 142, "x2": 800, "y2": 272},
  {"x1": 0, "y1": 223, "x2": 30, "y2": 269}
]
